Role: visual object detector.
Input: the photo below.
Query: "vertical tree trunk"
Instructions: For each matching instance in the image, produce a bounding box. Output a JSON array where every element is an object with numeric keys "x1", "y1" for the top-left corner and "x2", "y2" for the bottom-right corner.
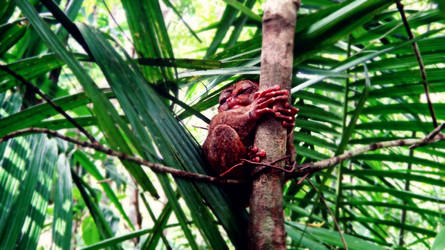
[{"x1": 248, "y1": 0, "x2": 300, "y2": 249}]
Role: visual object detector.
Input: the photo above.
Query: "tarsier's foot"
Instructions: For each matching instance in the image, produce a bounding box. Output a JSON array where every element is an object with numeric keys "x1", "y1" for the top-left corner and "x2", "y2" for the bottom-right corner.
[{"x1": 248, "y1": 146, "x2": 266, "y2": 162}]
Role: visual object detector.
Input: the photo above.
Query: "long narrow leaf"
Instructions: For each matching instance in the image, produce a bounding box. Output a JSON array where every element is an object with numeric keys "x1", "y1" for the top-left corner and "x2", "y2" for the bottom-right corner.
[{"x1": 52, "y1": 153, "x2": 73, "y2": 250}]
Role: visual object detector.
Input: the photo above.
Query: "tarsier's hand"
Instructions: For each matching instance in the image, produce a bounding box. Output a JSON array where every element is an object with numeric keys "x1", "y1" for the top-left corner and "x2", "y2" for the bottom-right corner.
[
  {"x1": 250, "y1": 85, "x2": 299, "y2": 127},
  {"x1": 274, "y1": 102, "x2": 299, "y2": 128}
]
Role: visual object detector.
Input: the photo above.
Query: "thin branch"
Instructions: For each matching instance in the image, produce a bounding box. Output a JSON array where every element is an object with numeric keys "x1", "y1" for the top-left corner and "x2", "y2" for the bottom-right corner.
[
  {"x1": 410, "y1": 122, "x2": 445, "y2": 149},
  {"x1": 0, "y1": 127, "x2": 241, "y2": 184},
  {"x1": 101, "y1": 0, "x2": 133, "y2": 46},
  {"x1": 396, "y1": 0, "x2": 438, "y2": 127},
  {"x1": 307, "y1": 180, "x2": 348, "y2": 250},
  {"x1": 294, "y1": 127, "x2": 445, "y2": 176},
  {"x1": 0, "y1": 64, "x2": 98, "y2": 144},
  {"x1": 3, "y1": 125, "x2": 444, "y2": 185},
  {"x1": 219, "y1": 156, "x2": 293, "y2": 177}
]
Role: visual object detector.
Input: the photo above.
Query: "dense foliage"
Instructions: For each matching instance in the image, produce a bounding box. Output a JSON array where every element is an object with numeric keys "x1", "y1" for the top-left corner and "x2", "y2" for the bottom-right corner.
[{"x1": 0, "y1": 0, "x2": 445, "y2": 249}]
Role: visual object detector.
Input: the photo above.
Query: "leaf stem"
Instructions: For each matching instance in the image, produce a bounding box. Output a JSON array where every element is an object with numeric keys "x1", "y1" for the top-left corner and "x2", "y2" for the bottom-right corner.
[{"x1": 396, "y1": 0, "x2": 437, "y2": 127}]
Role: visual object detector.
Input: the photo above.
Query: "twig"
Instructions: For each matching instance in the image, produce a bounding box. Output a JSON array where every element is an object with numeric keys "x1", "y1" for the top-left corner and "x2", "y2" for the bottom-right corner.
[
  {"x1": 396, "y1": 0, "x2": 438, "y2": 127},
  {"x1": 410, "y1": 122, "x2": 445, "y2": 149},
  {"x1": 101, "y1": 0, "x2": 133, "y2": 46},
  {"x1": 293, "y1": 127, "x2": 445, "y2": 176},
  {"x1": 0, "y1": 65, "x2": 98, "y2": 144},
  {"x1": 219, "y1": 161, "x2": 244, "y2": 177},
  {"x1": 0, "y1": 127, "x2": 241, "y2": 184},
  {"x1": 219, "y1": 155, "x2": 294, "y2": 177},
  {"x1": 296, "y1": 172, "x2": 310, "y2": 185},
  {"x1": 307, "y1": 179, "x2": 348, "y2": 250},
  {"x1": 243, "y1": 158, "x2": 295, "y2": 172}
]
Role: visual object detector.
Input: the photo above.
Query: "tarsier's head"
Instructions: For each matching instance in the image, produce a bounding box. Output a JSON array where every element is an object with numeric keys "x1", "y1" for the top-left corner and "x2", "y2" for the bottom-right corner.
[{"x1": 218, "y1": 80, "x2": 259, "y2": 112}]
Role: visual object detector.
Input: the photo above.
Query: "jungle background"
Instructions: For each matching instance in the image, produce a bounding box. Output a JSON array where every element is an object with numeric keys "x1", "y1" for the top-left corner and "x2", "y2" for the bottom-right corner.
[{"x1": 1, "y1": 0, "x2": 445, "y2": 249}]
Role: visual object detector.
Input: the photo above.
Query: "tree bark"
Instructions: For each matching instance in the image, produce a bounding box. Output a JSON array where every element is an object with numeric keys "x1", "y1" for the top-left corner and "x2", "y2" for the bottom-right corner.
[{"x1": 248, "y1": 0, "x2": 299, "y2": 249}]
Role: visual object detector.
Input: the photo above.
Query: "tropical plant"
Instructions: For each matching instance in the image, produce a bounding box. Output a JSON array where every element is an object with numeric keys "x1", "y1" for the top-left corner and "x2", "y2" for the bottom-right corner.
[{"x1": 0, "y1": 0, "x2": 444, "y2": 249}]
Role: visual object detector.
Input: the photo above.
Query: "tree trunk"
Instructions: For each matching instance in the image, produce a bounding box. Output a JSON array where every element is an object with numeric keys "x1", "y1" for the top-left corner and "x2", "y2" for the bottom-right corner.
[{"x1": 248, "y1": 0, "x2": 300, "y2": 249}]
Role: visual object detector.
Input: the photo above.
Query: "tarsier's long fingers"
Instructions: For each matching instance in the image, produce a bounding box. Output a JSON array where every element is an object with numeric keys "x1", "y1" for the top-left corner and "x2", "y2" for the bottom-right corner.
[
  {"x1": 281, "y1": 120, "x2": 295, "y2": 128},
  {"x1": 273, "y1": 103, "x2": 299, "y2": 128},
  {"x1": 282, "y1": 121, "x2": 295, "y2": 128},
  {"x1": 274, "y1": 111, "x2": 295, "y2": 127},
  {"x1": 274, "y1": 112, "x2": 293, "y2": 122},
  {"x1": 254, "y1": 85, "x2": 281, "y2": 99},
  {"x1": 273, "y1": 105, "x2": 299, "y2": 116},
  {"x1": 253, "y1": 107, "x2": 274, "y2": 117},
  {"x1": 282, "y1": 103, "x2": 299, "y2": 114},
  {"x1": 255, "y1": 90, "x2": 289, "y2": 105},
  {"x1": 259, "y1": 89, "x2": 289, "y2": 99},
  {"x1": 254, "y1": 103, "x2": 298, "y2": 119},
  {"x1": 256, "y1": 95, "x2": 289, "y2": 108},
  {"x1": 254, "y1": 108, "x2": 296, "y2": 127}
]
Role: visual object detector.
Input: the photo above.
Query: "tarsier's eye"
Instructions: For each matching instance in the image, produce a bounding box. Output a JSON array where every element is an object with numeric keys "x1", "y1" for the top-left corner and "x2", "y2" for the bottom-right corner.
[
  {"x1": 219, "y1": 98, "x2": 227, "y2": 105},
  {"x1": 219, "y1": 89, "x2": 232, "y2": 104},
  {"x1": 236, "y1": 87, "x2": 252, "y2": 96}
]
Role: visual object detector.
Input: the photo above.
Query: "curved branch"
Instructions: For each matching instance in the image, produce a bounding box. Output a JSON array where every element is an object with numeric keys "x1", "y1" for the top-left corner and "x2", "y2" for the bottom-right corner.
[
  {"x1": 3, "y1": 124, "x2": 444, "y2": 186},
  {"x1": 0, "y1": 127, "x2": 241, "y2": 184},
  {"x1": 293, "y1": 126, "x2": 445, "y2": 176}
]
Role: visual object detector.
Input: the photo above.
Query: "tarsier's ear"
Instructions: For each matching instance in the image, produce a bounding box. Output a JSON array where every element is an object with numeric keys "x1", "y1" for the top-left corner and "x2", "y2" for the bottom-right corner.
[{"x1": 250, "y1": 81, "x2": 260, "y2": 92}]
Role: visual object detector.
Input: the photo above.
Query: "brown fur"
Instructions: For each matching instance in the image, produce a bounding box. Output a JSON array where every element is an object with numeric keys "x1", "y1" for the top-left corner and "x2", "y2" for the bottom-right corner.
[
  {"x1": 203, "y1": 80, "x2": 259, "y2": 178},
  {"x1": 203, "y1": 80, "x2": 298, "y2": 179}
]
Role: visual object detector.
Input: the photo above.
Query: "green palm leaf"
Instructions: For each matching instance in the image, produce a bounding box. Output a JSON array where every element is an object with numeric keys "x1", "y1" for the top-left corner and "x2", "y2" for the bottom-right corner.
[{"x1": 1, "y1": 0, "x2": 445, "y2": 248}]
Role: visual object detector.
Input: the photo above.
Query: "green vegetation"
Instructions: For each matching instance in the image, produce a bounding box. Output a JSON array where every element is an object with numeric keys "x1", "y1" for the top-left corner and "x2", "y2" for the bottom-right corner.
[{"x1": 0, "y1": 0, "x2": 444, "y2": 249}]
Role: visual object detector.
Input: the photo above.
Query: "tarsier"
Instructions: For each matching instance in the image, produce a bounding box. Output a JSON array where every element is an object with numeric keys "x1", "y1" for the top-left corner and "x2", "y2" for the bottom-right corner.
[{"x1": 203, "y1": 80, "x2": 298, "y2": 179}]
